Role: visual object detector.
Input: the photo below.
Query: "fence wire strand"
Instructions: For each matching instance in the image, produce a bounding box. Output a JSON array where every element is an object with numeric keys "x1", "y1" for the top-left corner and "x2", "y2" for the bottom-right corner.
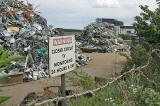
[{"x1": 29, "y1": 49, "x2": 160, "y2": 106}]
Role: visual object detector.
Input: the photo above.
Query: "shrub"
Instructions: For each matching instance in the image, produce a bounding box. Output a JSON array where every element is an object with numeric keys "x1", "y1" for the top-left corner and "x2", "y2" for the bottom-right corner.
[{"x1": 0, "y1": 45, "x2": 24, "y2": 104}]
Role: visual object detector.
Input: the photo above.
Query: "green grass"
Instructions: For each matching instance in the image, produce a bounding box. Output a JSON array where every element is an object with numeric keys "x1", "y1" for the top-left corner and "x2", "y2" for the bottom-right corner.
[
  {"x1": 0, "y1": 96, "x2": 10, "y2": 104},
  {"x1": 68, "y1": 71, "x2": 160, "y2": 106},
  {"x1": 0, "y1": 74, "x2": 8, "y2": 81}
]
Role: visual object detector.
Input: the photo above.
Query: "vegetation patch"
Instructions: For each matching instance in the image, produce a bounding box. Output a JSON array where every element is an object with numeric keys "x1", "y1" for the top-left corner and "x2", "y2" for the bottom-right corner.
[
  {"x1": 0, "y1": 96, "x2": 10, "y2": 104},
  {"x1": 68, "y1": 70, "x2": 160, "y2": 106}
]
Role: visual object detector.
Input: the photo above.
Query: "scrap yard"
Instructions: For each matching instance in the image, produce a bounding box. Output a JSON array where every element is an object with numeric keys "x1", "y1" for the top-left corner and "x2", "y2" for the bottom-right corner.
[
  {"x1": 1, "y1": 53, "x2": 127, "y2": 106},
  {"x1": 0, "y1": 0, "x2": 159, "y2": 106},
  {"x1": 0, "y1": 0, "x2": 128, "y2": 104}
]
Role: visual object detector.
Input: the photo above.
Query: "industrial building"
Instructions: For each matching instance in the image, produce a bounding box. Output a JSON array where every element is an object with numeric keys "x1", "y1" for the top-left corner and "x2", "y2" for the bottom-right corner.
[
  {"x1": 96, "y1": 18, "x2": 124, "y2": 35},
  {"x1": 56, "y1": 28, "x2": 83, "y2": 36},
  {"x1": 120, "y1": 26, "x2": 135, "y2": 35},
  {"x1": 96, "y1": 18, "x2": 135, "y2": 35}
]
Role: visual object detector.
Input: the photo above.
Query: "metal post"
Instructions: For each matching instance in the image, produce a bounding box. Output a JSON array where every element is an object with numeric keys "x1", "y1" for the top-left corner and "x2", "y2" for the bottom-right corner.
[{"x1": 61, "y1": 74, "x2": 66, "y2": 106}]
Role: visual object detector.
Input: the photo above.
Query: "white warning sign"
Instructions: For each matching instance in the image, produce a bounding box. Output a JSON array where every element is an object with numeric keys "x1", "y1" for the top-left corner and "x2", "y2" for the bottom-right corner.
[{"x1": 49, "y1": 35, "x2": 76, "y2": 77}]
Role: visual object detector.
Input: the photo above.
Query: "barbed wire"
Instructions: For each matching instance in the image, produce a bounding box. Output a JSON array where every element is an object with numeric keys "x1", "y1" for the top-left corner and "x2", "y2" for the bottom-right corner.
[
  {"x1": 32, "y1": 56, "x2": 151, "y2": 106},
  {"x1": 139, "y1": 71, "x2": 159, "y2": 86},
  {"x1": 28, "y1": 49, "x2": 159, "y2": 106}
]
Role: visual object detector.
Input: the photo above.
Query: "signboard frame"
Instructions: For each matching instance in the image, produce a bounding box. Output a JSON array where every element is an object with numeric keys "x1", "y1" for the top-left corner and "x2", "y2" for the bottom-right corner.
[{"x1": 48, "y1": 35, "x2": 76, "y2": 77}]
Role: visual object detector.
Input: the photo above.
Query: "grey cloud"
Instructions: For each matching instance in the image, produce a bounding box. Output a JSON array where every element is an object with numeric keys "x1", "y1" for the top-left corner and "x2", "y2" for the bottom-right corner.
[
  {"x1": 93, "y1": 0, "x2": 120, "y2": 8},
  {"x1": 30, "y1": 0, "x2": 157, "y2": 29}
]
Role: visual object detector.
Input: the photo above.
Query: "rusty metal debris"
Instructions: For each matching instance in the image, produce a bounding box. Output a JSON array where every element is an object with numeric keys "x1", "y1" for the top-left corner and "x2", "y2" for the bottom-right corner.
[
  {"x1": 76, "y1": 22, "x2": 130, "y2": 53},
  {"x1": 0, "y1": 0, "x2": 90, "y2": 81}
]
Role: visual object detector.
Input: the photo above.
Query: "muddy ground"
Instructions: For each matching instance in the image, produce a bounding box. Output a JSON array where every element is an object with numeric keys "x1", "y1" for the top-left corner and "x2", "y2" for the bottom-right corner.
[{"x1": 0, "y1": 53, "x2": 127, "y2": 106}]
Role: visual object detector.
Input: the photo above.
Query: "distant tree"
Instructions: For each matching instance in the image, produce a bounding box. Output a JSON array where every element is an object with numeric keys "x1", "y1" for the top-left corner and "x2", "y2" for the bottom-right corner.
[
  {"x1": 134, "y1": 5, "x2": 160, "y2": 46},
  {"x1": 119, "y1": 34, "x2": 130, "y2": 40}
]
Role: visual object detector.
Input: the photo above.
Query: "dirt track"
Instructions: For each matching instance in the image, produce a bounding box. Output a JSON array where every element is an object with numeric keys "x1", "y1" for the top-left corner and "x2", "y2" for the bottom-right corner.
[
  {"x1": 80, "y1": 53, "x2": 127, "y2": 78},
  {"x1": 0, "y1": 53, "x2": 127, "y2": 106}
]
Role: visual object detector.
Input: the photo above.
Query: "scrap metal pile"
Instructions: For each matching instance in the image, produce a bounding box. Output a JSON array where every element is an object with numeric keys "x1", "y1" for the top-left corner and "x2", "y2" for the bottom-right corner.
[
  {"x1": 76, "y1": 22, "x2": 130, "y2": 52},
  {"x1": 75, "y1": 47, "x2": 90, "y2": 67},
  {"x1": 0, "y1": 0, "x2": 90, "y2": 81}
]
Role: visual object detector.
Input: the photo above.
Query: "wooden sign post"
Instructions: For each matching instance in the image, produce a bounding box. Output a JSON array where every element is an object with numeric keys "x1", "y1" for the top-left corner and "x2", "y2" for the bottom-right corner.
[{"x1": 49, "y1": 35, "x2": 76, "y2": 106}]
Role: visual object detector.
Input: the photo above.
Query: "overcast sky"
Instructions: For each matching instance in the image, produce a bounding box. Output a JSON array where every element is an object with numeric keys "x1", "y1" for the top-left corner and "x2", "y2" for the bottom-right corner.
[{"x1": 30, "y1": 0, "x2": 157, "y2": 29}]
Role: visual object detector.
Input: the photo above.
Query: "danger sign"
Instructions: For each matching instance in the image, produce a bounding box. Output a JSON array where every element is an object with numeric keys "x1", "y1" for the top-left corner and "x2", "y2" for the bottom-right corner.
[
  {"x1": 49, "y1": 35, "x2": 76, "y2": 77},
  {"x1": 53, "y1": 37, "x2": 72, "y2": 46}
]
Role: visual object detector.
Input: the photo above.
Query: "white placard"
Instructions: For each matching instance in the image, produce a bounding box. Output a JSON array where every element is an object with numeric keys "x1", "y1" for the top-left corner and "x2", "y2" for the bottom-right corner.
[{"x1": 49, "y1": 35, "x2": 76, "y2": 77}]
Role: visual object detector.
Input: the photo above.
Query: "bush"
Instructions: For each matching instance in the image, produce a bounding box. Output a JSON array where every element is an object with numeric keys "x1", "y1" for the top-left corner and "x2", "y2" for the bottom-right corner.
[
  {"x1": 119, "y1": 34, "x2": 130, "y2": 40},
  {"x1": 68, "y1": 71, "x2": 160, "y2": 106},
  {"x1": 0, "y1": 46, "x2": 24, "y2": 104},
  {"x1": 0, "y1": 96, "x2": 10, "y2": 104},
  {"x1": 121, "y1": 45, "x2": 149, "y2": 73},
  {"x1": 69, "y1": 71, "x2": 96, "y2": 90}
]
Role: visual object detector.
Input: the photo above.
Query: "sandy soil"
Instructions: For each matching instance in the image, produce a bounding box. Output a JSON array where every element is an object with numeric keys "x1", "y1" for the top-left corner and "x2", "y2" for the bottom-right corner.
[
  {"x1": 0, "y1": 53, "x2": 127, "y2": 106},
  {"x1": 0, "y1": 77, "x2": 61, "y2": 106},
  {"x1": 80, "y1": 53, "x2": 127, "y2": 78}
]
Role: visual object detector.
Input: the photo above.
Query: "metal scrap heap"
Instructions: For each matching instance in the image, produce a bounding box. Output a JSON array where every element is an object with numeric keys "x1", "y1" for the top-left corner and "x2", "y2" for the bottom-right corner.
[
  {"x1": 0, "y1": 0, "x2": 90, "y2": 81},
  {"x1": 76, "y1": 22, "x2": 130, "y2": 52}
]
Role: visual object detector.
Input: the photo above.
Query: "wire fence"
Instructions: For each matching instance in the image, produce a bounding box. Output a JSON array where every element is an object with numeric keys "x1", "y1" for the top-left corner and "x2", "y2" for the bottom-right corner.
[{"x1": 27, "y1": 49, "x2": 159, "y2": 106}]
